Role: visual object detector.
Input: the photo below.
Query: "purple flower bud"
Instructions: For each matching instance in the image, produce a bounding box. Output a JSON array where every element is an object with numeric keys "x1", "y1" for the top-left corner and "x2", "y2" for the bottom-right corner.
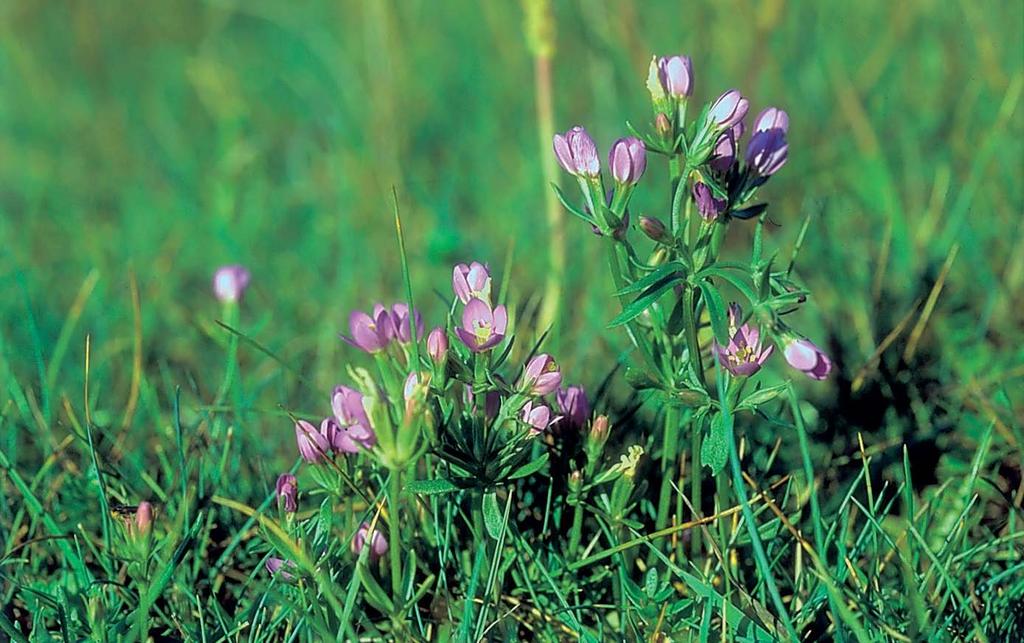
[
  {"x1": 639, "y1": 215, "x2": 670, "y2": 243},
  {"x1": 135, "y1": 501, "x2": 153, "y2": 535},
  {"x1": 708, "y1": 90, "x2": 749, "y2": 129},
  {"x1": 331, "y1": 386, "x2": 376, "y2": 453},
  {"x1": 745, "y1": 129, "x2": 789, "y2": 177},
  {"x1": 275, "y1": 473, "x2": 298, "y2": 513},
  {"x1": 657, "y1": 55, "x2": 694, "y2": 98},
  {"x1": 265, "y1": 557, "x2": 297, "y2": 581},
  {"x1": 692, "y1": 182, "x2": 727, "y2": 221},
  {"x1": 712, "y1": 303, "x2": 774, "y2": 377},
  {"x1": 212, "y1": 265, "x2": 251, "y2": 303},
  {"x1": 753, "y1": 107, "x2": 789, "y2": 134},
  {"x1": 454, "y1": 298, "x2": 508, "y2": 353},
  {"x1": 783, "y1": 338, "x2": 832, "y2": 381},
  {"x1": 522, "y1": 400, "x2": 558, "y2": 435},
  {"x1": 710, "y1": 130, "x2": 737, "y2": 173},
  {"x1": 427, "y1": 327, "x2": 448, "y2": 363},
  {"x1": 389, "y1": 302, "x2": 423, "y2": 343},
  {"x1": 552, "y1": 126, "x2": 600, "y2": 178},
  {"x1": 295, "y1": 419, "x2": 331, "y2": 463},
  {"x1": 556, "y1": 385, "x2": 590, "y2": 430},
  {"x1": 521, "y1": 354, "x2": 562, "y2": 396},
  {"x1": 608, "y1": 137, "x2": 647, "y2": 185},
  {"x1": 452, "y1": 262, "x2": 492, "y2": 305},
  {"x1": 351, "y1": 522, "x2": 388, "y2": 560},
  {"x1": 342, "y1": 308, "x2": 391, "y2": 353}
]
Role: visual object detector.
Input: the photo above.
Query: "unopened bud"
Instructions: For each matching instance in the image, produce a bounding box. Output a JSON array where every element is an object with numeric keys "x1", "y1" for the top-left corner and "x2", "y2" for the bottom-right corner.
[
  {"x1": 648, "y1": 247, "x2": 668, "y2": 267},
  {"x1": 655, "y1": 113, "x2": 672, "y2": 138},
  {"x1": 639, "y1": 215, "x2": 670, "y2": 243},
  {"x1": 568, "y1": 470, "x2": 583, "y2": 493},
  {"x1": 135, "y1": 501, "x2": 153, "y2": 536},
  {"x1": 589, "y1": 415, "x2": 610, "y2": 449}
]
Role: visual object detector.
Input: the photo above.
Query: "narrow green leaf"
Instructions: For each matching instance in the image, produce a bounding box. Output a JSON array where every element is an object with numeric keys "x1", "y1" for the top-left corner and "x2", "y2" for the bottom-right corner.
[
  {"x1": 508, "y1": 452, "x2": 549, "y2": 479},
  {"x1": 608, "y1": 276, "x2": 679, "y2": 328},
  {"x1": 698, "y1": 282, "x2": 730, "y2": 345},
  {"x1": 613, "y1": 261, "x2": 685, "y2": 297},
  {"x1": 698, "y1": 266, "x2": 759, "y2": 305},
  {"x1": 404, "y1": 478, "x2": 460, "y2": 496},
  {"x1": 482, "y1": 492, "x2": 503, "y2": 540},
  {"x1": 551, "y1": 183, "x2": 595, "y2": 225}
]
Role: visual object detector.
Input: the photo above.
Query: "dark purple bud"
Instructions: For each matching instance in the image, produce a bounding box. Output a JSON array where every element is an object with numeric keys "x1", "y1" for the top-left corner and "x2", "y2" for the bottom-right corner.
[
  {"x1": 753, "y1": 107, "x2": 789, "y2": 134},
  {"x1": 275, "y1": 473, "x2": 298, "y2": 513},
  {"x1": 745, "y1": 129, "x2": 789, "y2": 177},
  {"x1": 390, "y1": 302, "x2": 423, "y2": 343},
  {"x1": 639, "y1": 215, "x2": 670, "y2": 243},
  {"x1": 608, "y1": 137, "x2": 647, "y2": 185},
  {"x1": 710, "y1": 130, "x2": 737, "y2": 173},
  {"x1": 656, "y1": 55, "x2": 694, "y2": 98},
  {"x1": 553, "y1": 126, "x2": 601, "y2": 177},
  {"x1": 783, "y1": 338, "x2": 832, "y2": 381},
  {"x1": 692, "y1": 182, "x2": 727, "y2": 221},
  {"x1": 212, "y1": 265, "x2": 251, "y2": 303},
  {"x1": 556, "y1": 385, "x2": 590, "y2": 430},
  {"x1": 708, "y1": 90, "x2": 749, "y2": 129}
]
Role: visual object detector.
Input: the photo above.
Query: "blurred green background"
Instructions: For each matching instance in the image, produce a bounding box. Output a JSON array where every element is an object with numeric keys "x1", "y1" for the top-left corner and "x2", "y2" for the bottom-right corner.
[{"x1": 1, "y1": 0, "x2": 1021, "y2": 478}]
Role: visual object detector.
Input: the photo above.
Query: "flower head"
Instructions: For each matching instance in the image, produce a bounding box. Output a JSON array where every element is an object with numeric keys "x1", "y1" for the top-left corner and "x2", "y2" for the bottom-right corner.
[
  {"x1": 275, "y1": 473, "x2": 298, "y2": 513},
  {"x1": 608, "y1": 137, "x2": 647, "y2": 185},
  {"x1": 389, "y1": 302, "x2": 423, "y2": 343},
  {"x1": 708, "y1": 90, "x2": 749, "y2": 129},
  {"x1": 556, "y1": 385, "x2": 590, "y2": 430},
  {"x1": 331, "y1": 386, "x2": 376, "y2": 453},
  {"x1": 710, "y1": 129, "x2": 737, "y2": 173},
  {"x1": 452, "y1": 262, "x2": 492, "y2": 305},
  {"x1": 522, "y1": 400, "x2": 557, "y2": 434},
  {"x1": 351, "y1": 522, "x2": 388, "y2": 561},
  {"x1": 455, "y1": 298, "x2": 508, "y2": 352},
  {"x1": 745, "y1": 128, "x2": 789, "y2": 177},
  {"x1": 427, "y1": 327, "x2": 448, "y2": 363},
  {"x1": 295, "y1": 419, "x2": 331, "y2": 463},
  {"x1": 692, "y1": 182, "x2": 727, "y2": 221},
  {"x1": 212, "y1": 265, "x2": 251, "y2": 303},
  {"x1": 657, "y1": 55, "x2": 694, "y2": 98},
  {"x1": 753, "y1": 107, "x2": 789, "y2": 134},
  {"x1": 135, "y1": 501, "x2": 153, "y2": 536},
  {"x1": 552, "y1": 126, "x2": 600, "y2": 178},
  {"x1": 343, "y1": 307, "x2": 392, "y2": 353},
  {"x1": 713, "y1": 304, "x2": 774, "y2": 376},
  {"x1": 265, "y1": 557, "x2": 297, "y2": 581},
  {"x1": 783, "y1": 338, "x2": 832, "y2": 381},
  {"x1": 521, "y1": 354, "x2": 562, "y2": 396}
]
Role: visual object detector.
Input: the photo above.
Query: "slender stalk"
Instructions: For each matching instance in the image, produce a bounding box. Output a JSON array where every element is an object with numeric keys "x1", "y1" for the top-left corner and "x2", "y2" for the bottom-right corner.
[
  {"x1": 689, "y1": 421, "x2": 703, "y2": 557},
  {"x1": 682, "y1": 285, "x2": 704, "y2": 385},
  {"x1": 388, "y1": 469, "x2": 403, "y2": 606},
  {"x1": 568, "y1": 491, "x2": 585, "y2": 559},
  {"x1": 655, "y1": 405, "x2": 679, "y2": 530},
  {"x1": 213, "y1": 301, "x2": 239, "y2": 409}
]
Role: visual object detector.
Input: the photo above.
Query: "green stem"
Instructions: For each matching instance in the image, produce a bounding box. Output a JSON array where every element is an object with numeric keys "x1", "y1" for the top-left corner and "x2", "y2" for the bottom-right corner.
[
  {"x1": 568, "y1": 493, "x2": 585, "y2": 559},
  {"x1": 655, "y1": 405, "x2": 679, "y2": 530},
  {"x1": 388, "y1": 468, "x2": 403, "y2": 606},
  {"x1": 682, "y1": 285, "x2": 705, "y2": 386},
  {"x1": 213, "y1": 302, "x2": 239, "y2": 409},
  {"x1": 689, "y1": 421, "x2": 703, "y2": 558}
]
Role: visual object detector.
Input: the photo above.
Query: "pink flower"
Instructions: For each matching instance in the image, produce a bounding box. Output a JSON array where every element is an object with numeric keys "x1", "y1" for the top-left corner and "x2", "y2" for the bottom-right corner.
[
  {"x1": 709, "y1": 89, "x2": 749, "y2": 129},
  {"x1": 265, "y1": 557, "x2": 297, "y2": 581},
  {"x1": 212, "y1": 265, "x2": 251, "y2": 303},
  {"x1": 608, "y1": 137, "x2": 647, "y2": 185},
  {"x1": 753, "y1": 107, "x2": 789, "y2": 134},
  {"x1": 342, "y1": 306, "x2": 392, "y2": 353},
  {"x1": 713, "y1": 304, "x2": 774, "y2": 377},
  {"x1": 556, "y1": 385, "x2": 590, "y2": 430},
  {"x1": 275, "y1": 473, "x2": 298, "y2": 513},
  {"x1": 427, "y1": 327, "x2": 448, "y2": 363},
  {"x1": 390, "y1": 302, "x2": 423, "y2": 343},
  {"x1": 295, "y1": 419, "x2": 331, "y2": 463},
  {"x1": 521, "y1": 354, "x2": 562, "y2": 396},
  {"x1": 522, "y1": 400, "x2": 558, "y2": 434},
  {"x1": 452, "y1": 262, "x2": 492, "y2": 304},
  {"x1": 656, "y1": 55, "x2": 694, "y2": 98},
  {"x1": 454, "y1": 298, "x2": 508, "y2": 352},
  {"x1": 783, "y1": 338, "x2": 832, "y2": 381},
  {"x1": 552, "y1": 126, "x2": 601, "y2": 178},
  {"x1": 331, "y1": 386, "x2": 376, "y2": 453},
  {"x1": 351, "y1": 522, "x2": 388, "y2": 561}
]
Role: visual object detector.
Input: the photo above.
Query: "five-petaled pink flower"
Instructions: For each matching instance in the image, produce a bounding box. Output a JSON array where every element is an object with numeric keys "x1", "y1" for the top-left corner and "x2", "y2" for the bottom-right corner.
[
  {"x1": 713, "y1": 304, "x2": 774, "y2": 377},
  {"x1": 455, "y1": 298, "x2": 508, "y2": 352}
]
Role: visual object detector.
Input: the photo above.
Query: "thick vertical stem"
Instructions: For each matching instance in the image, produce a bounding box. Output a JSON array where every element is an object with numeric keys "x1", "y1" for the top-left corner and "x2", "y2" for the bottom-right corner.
[{"x1": 388, "y1": 469, "x2": 403, "y2": 606}]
